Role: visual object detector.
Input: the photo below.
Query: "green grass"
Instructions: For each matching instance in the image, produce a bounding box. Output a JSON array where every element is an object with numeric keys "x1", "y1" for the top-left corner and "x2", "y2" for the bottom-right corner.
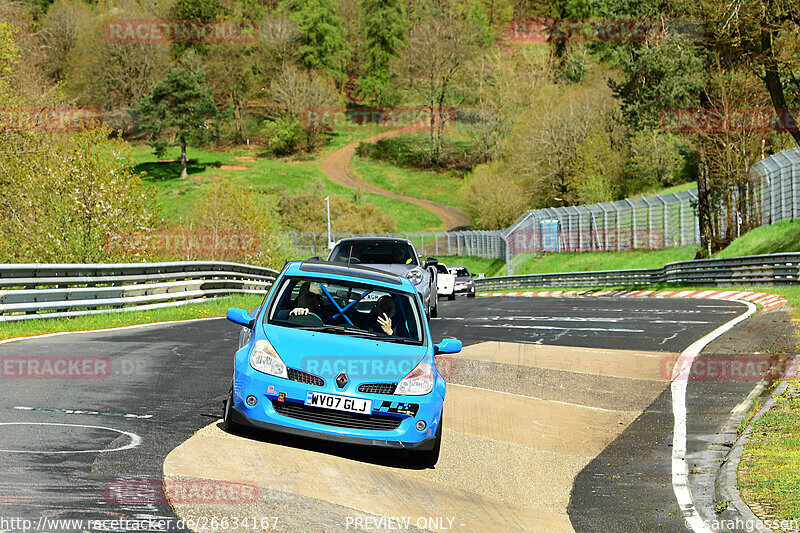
[
  {"x1": 717, "y1": 219, "x2": 800, "y2": 258},
  {"x1": 351, "y1": 155, "x2": 465, "y2": 210},
  {"x1": 738, "y1": 388, "x2": 800, "y2": 522},
  {"x1": 435, "y1": 255, "x2": 507, "y2": 277},
  {"x1": 514, "y1": 246, "x2": 697, "y2": 274},
  {"x1": 0, "y1": 294, "x2": 264, "y2": 341},
  {"x1": 634, "y1": 181, "x2": 697, "y2": 198},
  {"x1": 133, "y1": 144, "x2": 442, "y2": 231}
]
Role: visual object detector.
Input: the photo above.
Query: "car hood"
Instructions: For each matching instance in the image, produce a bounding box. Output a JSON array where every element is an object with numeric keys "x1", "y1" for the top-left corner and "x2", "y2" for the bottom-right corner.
[
  {"x1": 365, "y1": 262, "x2": 421, "y2": 273},
  {"x1": 263, "y1": 324, "x2": 428, "y2": 381}
]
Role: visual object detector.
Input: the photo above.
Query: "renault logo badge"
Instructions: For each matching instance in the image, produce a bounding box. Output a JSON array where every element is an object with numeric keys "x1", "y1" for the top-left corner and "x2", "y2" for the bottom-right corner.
[{"x1": 335, "y1": 373, "x2": 348, "y2": 388}]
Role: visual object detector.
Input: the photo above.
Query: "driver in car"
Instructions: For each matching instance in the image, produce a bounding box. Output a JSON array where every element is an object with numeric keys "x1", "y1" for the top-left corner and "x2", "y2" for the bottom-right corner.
[
  {"x1": 289, "y1": 282, "x2": 324, "y2": 317},
  {"x1": 362, "y1": 295, "x2": 397, "y2": 335}
]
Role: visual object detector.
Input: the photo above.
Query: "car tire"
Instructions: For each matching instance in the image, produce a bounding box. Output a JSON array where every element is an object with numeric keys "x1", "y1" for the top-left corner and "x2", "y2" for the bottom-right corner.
[
  {"x1": 447, "y1": 294, "x2": 455, "y2": 301},
  {"x1": 467, "y1": 292, "x2": 476, "y2": 298},
  {"x1": 430, "y1": 296, "x2": 438, "y2": 318},
  {"x1": 222, "y1": 384, "x2": 240, "y2": 433},
  {"x1": 409, "y1": 414, "x2": 442, "y2": 468}
]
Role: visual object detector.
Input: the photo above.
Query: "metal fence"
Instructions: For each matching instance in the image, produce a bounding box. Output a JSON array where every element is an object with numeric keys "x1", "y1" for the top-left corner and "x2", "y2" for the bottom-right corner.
[
  {"x1": 284, "y1": 148, "x2": 800, "y2": 273},
  {"x1": 0, "y1": 261, "x2": 278, "y2": 322}
]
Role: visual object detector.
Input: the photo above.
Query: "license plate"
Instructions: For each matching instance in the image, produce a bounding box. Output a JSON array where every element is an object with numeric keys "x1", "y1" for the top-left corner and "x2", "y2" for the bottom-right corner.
[{"x1": 305, "y1": 392, "x2": 372, "y2": 414}]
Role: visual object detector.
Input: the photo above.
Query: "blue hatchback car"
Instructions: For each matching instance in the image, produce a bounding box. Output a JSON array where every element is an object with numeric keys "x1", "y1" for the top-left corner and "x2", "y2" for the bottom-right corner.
[{"x1": 223, "y1": 260, "x2": 461, "y2": 467}]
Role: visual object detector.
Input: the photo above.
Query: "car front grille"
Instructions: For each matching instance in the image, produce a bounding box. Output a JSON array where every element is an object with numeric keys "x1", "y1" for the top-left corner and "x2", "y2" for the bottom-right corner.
[
  {"x1": 357, "y1": 383, "x2": 397, "y2": 395},
  {"x1": 272, "y1": 400, "x2": 402, "y2": 431},
  {"x1": 287, "y1": 368, "x2": 325, "y2": 387}
]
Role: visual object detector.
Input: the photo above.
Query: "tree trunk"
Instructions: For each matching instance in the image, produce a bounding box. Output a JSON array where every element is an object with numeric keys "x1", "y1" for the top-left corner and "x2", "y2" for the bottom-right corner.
[
  {"x1": 233, "y1": 92, "x2": 244, "y2": 145},
  {"x1": 180, "y1": 136, "x2": 188, "y2": 179},
  {"x1": 696, "y1": 150, "x2": 714, "y2": 257},
  {"x1": 761, "y1": 27, "x2": 800, "y2": 146}
]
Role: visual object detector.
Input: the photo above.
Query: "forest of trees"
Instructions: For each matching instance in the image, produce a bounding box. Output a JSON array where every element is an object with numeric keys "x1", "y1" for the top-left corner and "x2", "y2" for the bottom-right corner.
[{"x1": 1, "y1": 0, "x2": 799, "y2": 261}]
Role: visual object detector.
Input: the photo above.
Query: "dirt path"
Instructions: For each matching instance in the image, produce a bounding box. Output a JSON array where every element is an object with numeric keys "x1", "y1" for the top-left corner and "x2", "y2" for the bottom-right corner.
[{"x1": 320, "y1": 128, "x2": 470, "y2": 231}]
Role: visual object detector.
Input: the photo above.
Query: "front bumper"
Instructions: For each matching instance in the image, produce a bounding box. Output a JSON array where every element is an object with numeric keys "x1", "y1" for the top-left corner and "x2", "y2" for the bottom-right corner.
[
  {"x1": 453, "y1": 284, "x2": 475, "y2": 295},
  {"x1": 232, "y1": 366, "x2": 443, "y2": 450},
  {"x1": 230, "y1": 406, "x2": 438, "y2": 450}
]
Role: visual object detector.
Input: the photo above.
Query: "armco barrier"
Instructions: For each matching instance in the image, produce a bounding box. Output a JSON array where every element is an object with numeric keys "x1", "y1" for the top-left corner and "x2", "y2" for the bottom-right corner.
[
  {"x1": 474, "y1": 253, "x2": 800, "y2": 291},
  {"x1": 3, "y1": 253, "x2": 798, "y2": 321},
  {"x1": 0, "y1": 261, "x2": 278, "y2": 322}
]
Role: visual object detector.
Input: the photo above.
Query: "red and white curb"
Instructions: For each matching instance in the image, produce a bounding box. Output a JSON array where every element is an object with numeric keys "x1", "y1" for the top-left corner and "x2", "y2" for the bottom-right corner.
[{"x1": 479, "y1": 289, "x2": 787, "y2": 311}]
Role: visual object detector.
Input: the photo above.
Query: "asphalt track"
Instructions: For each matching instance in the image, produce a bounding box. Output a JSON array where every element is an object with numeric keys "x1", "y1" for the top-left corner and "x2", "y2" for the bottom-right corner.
[{"x1": 0, "y1": 296, "x2": 773, "y2": 532}]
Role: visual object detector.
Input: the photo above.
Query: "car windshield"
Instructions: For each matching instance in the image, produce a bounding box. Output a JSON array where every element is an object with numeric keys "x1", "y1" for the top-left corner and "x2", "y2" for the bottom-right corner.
[
  {"x1": 450, "y1": 267, "x2": 470, "y2": 277},
  {"x1": 266, "y1": 276, "x2": 424, "y2": 344},
  {"x1": 329, "y1": 241, "x2": 419, "y2": 266}
]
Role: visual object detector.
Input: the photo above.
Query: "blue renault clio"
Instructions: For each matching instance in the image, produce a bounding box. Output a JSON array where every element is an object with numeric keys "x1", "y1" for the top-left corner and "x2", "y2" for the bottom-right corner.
[{"x1": 223, "y1": 260, "x2": 461, "y2": 467}]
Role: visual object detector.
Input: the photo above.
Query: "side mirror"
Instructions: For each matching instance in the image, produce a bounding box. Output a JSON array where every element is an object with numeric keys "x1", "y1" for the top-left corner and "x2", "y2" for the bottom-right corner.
[
  {"x1": 434, "y1": 338, "x2": 462, "y2": 355},
  {"x1": 226, "y1": 308, "x2": 254, "y2": 328},
  {"x1": 308, "y1": 256, "x2": 321, "y2": 261},
  {"x1": 425, "y1": 257, "x2": 438, "y2": 267}
]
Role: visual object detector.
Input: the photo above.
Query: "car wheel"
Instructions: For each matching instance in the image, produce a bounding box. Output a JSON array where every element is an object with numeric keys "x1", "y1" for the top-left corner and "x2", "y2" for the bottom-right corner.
[
  {"x1": 430, "y1": 296, "x2": 438, "y2": 318},
  {"x1": 467, "y1": 292, "x2": 476, "y2": 298},
  {"x1": 222, "y1": 384, "x2": 240, "y2": 432},
  {"x1": 447, "y1": 294, "x2": 455, "y2": 301},
  {"x1": 409, "y1": 414, "x2": 442, "y2": 468}
]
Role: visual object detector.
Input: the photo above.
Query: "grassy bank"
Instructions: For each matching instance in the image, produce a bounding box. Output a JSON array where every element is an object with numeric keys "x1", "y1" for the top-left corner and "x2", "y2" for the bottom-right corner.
[
  {"x1": 738, "y1": 386, "x2": 800, "y2": 523},
  {"x1": 0, "y1": 294, "x2": 265, "y2": 342},
  {"x1": 350, "y1": 155, "x2": 465, "y2": 210},
  {"x1": 132, "y1": 144, "x2": 442, "y2": 232}
]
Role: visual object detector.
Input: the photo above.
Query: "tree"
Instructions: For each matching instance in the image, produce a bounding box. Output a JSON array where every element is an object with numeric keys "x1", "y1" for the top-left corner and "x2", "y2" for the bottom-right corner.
[
  {"x1": 64, "y1": 3, "x2": 170, "y2": 109},
  {"x1": 504, "y1": 78, "x2": 625, "y2": 207},
  {"x1": 138, "y1": 68, "x2": 219, "y2": 178},
  {"x1": 610, "y1": 35, "x2": 708, "y2": 131},
  {"x1": 182, "y1": 182, "x2": 288, "y2": 268},
  {"x1": 39, "y1": 0, "x2": 92, "y2": 83},
  {"x1": 407, "y1": 0, "x2": 484, "y2": 161},
  {"x1": 205, "y1": 41, "x2": 259, "y2": 144},
  {"x1": 0, "y1": 124, "x2": 158, "y2": 263},
  {"x1": 709, "y1": 0, "x2": 800, "y2": 146},
  {"x1": 357, "y1": 0, "x2": 408, "y2": 105},
  {"x1": 280, "y1": 0, "x2": 351, "y2": 85},
  {"x1": 460, "y1": 161, "x2": 527, "y2": 229}
]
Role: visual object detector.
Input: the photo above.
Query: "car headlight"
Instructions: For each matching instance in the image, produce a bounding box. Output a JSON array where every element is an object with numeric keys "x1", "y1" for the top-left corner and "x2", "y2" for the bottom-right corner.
[
  {"x1": 406, "y1": 268, "x2": 424, "y2": 285},
  {"x1": 250, "y1": 339, "x2": 288, "y2": 378},
  {"x1": 395, "y1": 362, "x2": 433, "y2": 395}
]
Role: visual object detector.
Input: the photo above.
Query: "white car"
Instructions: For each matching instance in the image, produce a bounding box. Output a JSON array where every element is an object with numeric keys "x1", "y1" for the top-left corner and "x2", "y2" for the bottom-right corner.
[{"x1": 435, "y1": 263, "x2": 455, "y2": 300}]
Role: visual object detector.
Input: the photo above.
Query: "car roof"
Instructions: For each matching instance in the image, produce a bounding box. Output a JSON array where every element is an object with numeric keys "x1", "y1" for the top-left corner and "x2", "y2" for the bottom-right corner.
[
  {"x1": 283, "y1": 260, "x2": 413, "y2": 291},
  {"x1": 334, "y1": 237, "x2": 414, "y2": 246}
]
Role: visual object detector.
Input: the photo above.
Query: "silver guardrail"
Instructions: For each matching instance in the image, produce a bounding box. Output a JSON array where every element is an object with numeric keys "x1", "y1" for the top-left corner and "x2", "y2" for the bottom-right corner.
[
  {"x1": 0, "y1": 261, "x2": 278, "y2": 322},
  {"x1": 474, "y1": 253, "x2": 800, "y2": 291}
]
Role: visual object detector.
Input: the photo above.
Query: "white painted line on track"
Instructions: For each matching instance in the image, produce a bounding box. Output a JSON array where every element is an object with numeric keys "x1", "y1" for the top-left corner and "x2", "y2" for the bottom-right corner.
[
  {"x1": 670, "y1": 301, "x2": 756, "y2": 533},
  {"x1": 479, "y1": 324, "x2": 644, "y2": 332},
  {"x1": 0, "y1": 422, "x2": 141, "y2": 454},
  {"x1": 450, "y1": 383, "x2": 626, "y2": 413}
]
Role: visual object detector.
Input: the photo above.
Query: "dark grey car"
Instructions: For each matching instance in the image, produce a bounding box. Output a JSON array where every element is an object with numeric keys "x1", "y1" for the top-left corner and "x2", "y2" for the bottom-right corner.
[
  {"x1": 326, "y1": 238, "x2": 440, "y2": 318},
  {"x1": 448, "y1": 266, "x2": 476, "y2": 298}
]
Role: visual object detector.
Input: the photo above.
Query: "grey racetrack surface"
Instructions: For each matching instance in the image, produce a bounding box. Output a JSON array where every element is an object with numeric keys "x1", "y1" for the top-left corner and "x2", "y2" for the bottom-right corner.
[{"x1": 0, "y1": 296, "x2": 765, "y2": 532}]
